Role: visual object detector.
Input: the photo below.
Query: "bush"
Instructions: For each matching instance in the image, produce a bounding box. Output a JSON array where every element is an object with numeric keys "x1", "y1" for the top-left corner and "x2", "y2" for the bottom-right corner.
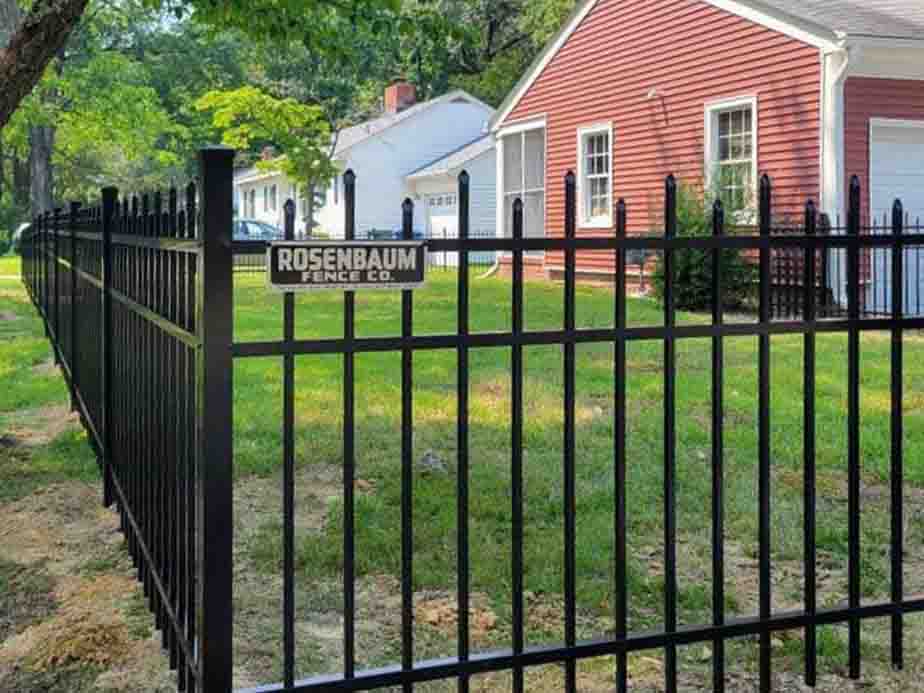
[{"x1": 651, "y1": 183, "x2": 756, "y2": 312}]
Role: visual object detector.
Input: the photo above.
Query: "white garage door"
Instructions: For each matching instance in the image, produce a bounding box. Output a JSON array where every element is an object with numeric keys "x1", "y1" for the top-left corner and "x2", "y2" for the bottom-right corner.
[
  {"x1": 869, "y1": 119, "x2": 924, "y2": 315},
  {"x1": 426, "y1": 194, "x2": 459, "y2": 268}
]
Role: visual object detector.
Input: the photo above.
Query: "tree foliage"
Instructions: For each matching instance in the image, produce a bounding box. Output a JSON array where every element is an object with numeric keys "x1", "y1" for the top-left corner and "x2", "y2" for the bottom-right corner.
[{"x1": 196, "y1": 86, "x2": 336, "y2": 190}]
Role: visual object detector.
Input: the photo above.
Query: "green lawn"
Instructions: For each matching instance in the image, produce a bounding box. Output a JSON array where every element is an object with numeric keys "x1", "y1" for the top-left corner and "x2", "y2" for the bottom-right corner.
[
  {"x1": 0, "y1": 255, "x2": 98, "y2": 504},
  {"x1": 230, "y1": 268, "x2": 924, "y2": 683}
]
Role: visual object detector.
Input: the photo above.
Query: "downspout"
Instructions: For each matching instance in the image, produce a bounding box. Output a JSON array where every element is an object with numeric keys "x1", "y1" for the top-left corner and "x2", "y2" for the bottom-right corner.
[{"x1": 820, "y1": 41, "x2": 852, "y2": 222}]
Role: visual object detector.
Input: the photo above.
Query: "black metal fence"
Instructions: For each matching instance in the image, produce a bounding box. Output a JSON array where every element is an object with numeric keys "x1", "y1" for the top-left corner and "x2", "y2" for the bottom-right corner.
[
  {"x1": 20, "y1": 151, "x2": 924, "y2": 693},
  {"x1": 20, "y1": 148, "x2": 235, "y2": 693}
]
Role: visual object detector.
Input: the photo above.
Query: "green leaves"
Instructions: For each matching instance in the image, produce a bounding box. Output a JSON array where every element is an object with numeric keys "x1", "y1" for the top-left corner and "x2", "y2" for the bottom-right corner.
[{"x1": 196, "y1": 86, "x2": 337, "y2": 189}]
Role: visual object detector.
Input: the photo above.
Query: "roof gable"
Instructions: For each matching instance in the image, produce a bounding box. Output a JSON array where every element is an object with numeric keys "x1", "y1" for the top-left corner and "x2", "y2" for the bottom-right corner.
[
  {"x1": 492, "y1": 0, "x2": 924, "y2": 130},
  {"x1": 335, "y1": 90, "x2": 493, "y2": 157}
]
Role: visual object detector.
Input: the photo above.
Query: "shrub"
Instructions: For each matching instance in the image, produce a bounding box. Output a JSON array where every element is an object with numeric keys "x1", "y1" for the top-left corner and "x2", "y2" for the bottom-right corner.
[{"x1": 651, "y1": 183, "x2": 756, "y2": 312}]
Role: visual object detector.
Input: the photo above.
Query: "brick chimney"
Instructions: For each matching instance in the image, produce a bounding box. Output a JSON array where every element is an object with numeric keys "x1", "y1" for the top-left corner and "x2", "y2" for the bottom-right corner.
[{"x1": 385, "y1": 81, "x2": 417, "y2": 114}]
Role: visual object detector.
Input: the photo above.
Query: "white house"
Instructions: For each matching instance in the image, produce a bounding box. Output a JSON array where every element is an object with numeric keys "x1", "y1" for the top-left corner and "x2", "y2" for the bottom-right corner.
[{"x1": 233, "y1": 83, "x2": 498, "y2": 241}]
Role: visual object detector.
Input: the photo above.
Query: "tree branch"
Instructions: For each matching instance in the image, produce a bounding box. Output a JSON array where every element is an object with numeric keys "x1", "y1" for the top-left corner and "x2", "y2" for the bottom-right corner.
[{"x1": 0, "y1": 0, "x2": 90, "y2": 129}]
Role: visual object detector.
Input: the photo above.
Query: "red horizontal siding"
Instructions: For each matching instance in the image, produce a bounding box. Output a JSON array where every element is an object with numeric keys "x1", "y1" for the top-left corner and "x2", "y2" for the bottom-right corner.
[
  {"x1": 845, "y1": 77, "x2": 924, "y2": 221},
  {"x1": 501, "y1": 0, "x2": 822, "y2": 272}
]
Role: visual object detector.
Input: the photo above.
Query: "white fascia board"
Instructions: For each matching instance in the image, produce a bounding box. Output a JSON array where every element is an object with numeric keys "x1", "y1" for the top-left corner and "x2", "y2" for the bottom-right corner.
[{"x1": 702, "y1": 0, "x2": 841, "y2": 51}]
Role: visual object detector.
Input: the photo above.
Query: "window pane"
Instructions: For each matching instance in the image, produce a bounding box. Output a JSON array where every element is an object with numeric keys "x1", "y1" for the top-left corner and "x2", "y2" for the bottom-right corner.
[
  {"x1": 524, "y1": 191, "x2": 544, "y2": 238},
  {"x1": 719, "y1": 111, "x2": 731, "y2": 137},
  {"x1": 524, "y1": 129, "x2": 545, "y2": 190},
  {"x1": 504, "y1": 134, "x2": 523, "y2": 194}
]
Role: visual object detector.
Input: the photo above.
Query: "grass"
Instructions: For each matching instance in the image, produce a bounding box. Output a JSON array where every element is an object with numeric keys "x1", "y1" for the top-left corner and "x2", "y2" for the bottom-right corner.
[
  {"x1": 229, "y1": 267, "x2": 924, "y2": 682},
  {"x1": 0, "y1": 256, "x2": 98, "y2": 503}
]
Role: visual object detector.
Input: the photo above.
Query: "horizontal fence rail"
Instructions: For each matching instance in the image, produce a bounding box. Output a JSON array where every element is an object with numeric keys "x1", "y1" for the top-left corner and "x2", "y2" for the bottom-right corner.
[{"x1": 21, "y1": 160, "x2": 924, "y2": 693}]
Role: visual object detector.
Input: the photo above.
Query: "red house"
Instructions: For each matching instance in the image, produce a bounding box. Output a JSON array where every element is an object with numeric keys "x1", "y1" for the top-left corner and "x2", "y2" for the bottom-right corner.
[{"x1": 489, "y1": 0, "x2": 924, "y2": 282}]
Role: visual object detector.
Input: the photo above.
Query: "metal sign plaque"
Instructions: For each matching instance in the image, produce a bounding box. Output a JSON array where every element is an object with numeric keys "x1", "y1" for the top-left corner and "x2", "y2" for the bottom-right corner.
[{"x1": 267, "y1": 241, "x2": 427, "y2": 292}]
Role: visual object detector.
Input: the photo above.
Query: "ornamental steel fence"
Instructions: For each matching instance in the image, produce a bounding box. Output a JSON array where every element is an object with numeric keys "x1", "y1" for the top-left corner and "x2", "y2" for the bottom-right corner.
[{"x1": 21, "y1": 149, "x2": 924, "y2": 693}]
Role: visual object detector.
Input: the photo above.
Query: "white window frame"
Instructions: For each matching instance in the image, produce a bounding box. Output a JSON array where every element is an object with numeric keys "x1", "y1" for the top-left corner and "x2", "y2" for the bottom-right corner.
[
  {"x1": 496, "y1": 116, "x2": 547, "y2": 250},
  {"x1": 576, "y1": 122, "x2": 613, "y2": 228},
  {"x1": 704, "y1": 95, "x2": 759, "y2": 211}
]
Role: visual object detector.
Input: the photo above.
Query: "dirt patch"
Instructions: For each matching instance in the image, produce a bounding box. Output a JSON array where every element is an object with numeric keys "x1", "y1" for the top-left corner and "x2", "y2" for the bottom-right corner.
[
  {"x1": 1, "y1": 575, "x2": 136, "y2": 671},
  {"x1": 0, "y1": 483, "x2": 120, "y2": 576},
  {"x1": 0, "y1": 311, "x2": 19, "y2": 322},
  {"x1": 2, "y1": 404, "x2": 80, "y2": 448},
  {"x1": 0, "y1": 478, "x2": 174, "y2": 692}
]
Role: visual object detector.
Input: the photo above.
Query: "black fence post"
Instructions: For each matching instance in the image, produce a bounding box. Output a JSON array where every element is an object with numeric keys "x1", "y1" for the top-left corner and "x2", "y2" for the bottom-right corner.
[
  {"x1": 890, "y1": 198, "x2": 904, "y2": 672},
  {"x1": 758, "y1": 173, "x2": 773, "y2": 693},
  {"x1": 663, "y1": 175, "x2": 678, "y2": 693},
  {"x1": 196, "y1": 146, "x2": 235, "y2": 693},
  {"x1": 70, "y1": 202, "x2": 80, "y2": 412},
  {"x1": 803, "y1": 199, "x2": 818, "y2": 687},
  {"x1": 101, "y1": 188, "x2": 118, "y2": 508},
  {"x1": 711, "y1": 198, "x2": 725, "y2": 693},
  {"x1": 282, "y1": 197, "x2": 296, "y2": 689},
  {"x1": 846, "y1": 175, "x2": 862, "y2": 680}
]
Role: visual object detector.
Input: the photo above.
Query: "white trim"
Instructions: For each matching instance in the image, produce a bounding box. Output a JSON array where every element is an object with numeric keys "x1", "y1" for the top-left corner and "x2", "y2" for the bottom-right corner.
[
  {"x1": 703, "y1": 95, "x2": 759, "y2": 205},
  {"x1": 870, "y1": 118, "x2": 924, "y2": 130},
  {"x1": 700, "y1": 0, "x2": 840, "y2": 50},
  {"x1": 495, "y1": 115, "x2": 548, "y2": 138},
  {"x1": 490, "y1": 0, "x2": 842, "y2": 131},
  {"x1": 820, "y1": 48, "x2": 850, "y2": 219},
  {"x1": 576, "y1": 122, "x2": 614, "y2": 228}
]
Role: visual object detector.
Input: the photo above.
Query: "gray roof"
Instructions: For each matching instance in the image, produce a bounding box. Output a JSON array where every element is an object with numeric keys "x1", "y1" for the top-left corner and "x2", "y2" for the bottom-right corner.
[
  {"x1": 760, "y1": 0, "x2": 924, "y2": 40},
  {"x1": 333, "y1": 90, "x2": 491, "y2": 157},
  {"x1": 406, "y1": 135, "x2": 495, "y2": 180}
]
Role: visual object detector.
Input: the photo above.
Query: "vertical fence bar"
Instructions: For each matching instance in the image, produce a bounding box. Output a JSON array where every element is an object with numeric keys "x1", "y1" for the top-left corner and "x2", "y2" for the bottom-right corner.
[
  {"x1": 52, "y1": 207, "x2": 61, "y2": 357},
  {"x1": 283, "y1": 198, "x2": 296, "y2": 689},
  {"x1": 457, "y1": 170, "x2": 471, "y2": 693},
  {"x1": 196, "y1": 146, "x2": 235, "y2": 693},
  {"x1": 711, "y1": 199, "x2": 725, "y2": 693},
  {"x1": 614, "y1": 198, "x2": 628, "y2": 693},
  {"x1": 758, "y1": 174, "x2": 773, "y2": 693},
  {"x1": 343, "y1": 170, "x2": 357, "y2": 681},
  {"x1": 511, "y1": 197, "x2": 525, "y2": 693},
  {"x1": 69, "y1": 202, "x2": 80, "y2": 412},
  {"x1": 563, "y1": 171, "x2": 578, "y2": 693},
  {"x1": 102, "y1": 188, "x2": 118, "y2": 508},
  {"x1": 803, "y1": 200, "x2": 818, "y2": 687},
  {"x1": 847, "y1": 176, "x2": 861, "y2": 680},
  {"x1": 663, "y1": 175, "x2": 678, "y2": 693},
  {"x1": 890, "y1": 199, "x2": 905, "y2": 671},
  {"x1": 401, "y1": 197, "x2": 415, "y2": 693}
]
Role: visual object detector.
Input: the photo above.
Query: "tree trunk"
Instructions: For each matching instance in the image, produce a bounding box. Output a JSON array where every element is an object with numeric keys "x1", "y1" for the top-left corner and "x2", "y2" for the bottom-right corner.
[
  {"x1": 0, "y1": 0, "x2": 90, "y2": 129},
  {"x1": 29, "y1": 125, "x2": 54, "y2": 213},
  {"x1": 0, "y1": 0, "x2": 22, "y2": 48},
  {"x1": 13, "y1": 151, "x2": 29, "y2": 207}
]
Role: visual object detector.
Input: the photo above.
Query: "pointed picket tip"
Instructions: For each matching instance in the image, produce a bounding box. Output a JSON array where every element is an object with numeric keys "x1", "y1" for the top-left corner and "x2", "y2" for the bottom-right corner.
[
  {"x1": 284, "y1": 199, "x2": 296, "y2": 215},
  {"x1": 512, "y1": 197, "x2": 524, "y2": 212},
  {"x1": 665, "y1": 173, "x2": 676, "y2": 189},
  {"x1": 343, "y1": 169, "x2": 356, "y2": 185},
  {"x1": 458, "y1": 170, "x2": 469, "y2": 186},
  {"x1": 402, "y1": 197, "x2": 414, "y2": 212},
  {"x1": 565, "y1": 170, "x2": 576, "y2": 185}
]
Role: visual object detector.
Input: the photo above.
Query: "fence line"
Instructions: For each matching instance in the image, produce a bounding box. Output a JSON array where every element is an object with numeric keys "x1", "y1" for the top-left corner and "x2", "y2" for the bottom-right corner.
[
  {"x1": 20, "y1": 147, "x2": 235, "y2": 693},
  {"x1": 20, "y1": 158, "x2": 924, "y2": 693}
]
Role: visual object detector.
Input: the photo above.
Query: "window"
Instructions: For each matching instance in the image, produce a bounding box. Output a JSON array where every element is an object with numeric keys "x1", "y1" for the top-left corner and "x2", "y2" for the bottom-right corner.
[
  {"x1": 577, "y1": 124, "x2": 612, "y2": 226},
  {"x1": 263, "y1": 186, "x2": 269, "y2": 213},
  {"x1": 706, "y1": 97, "x2": 757, "y2": 210},
  {"x1": 269, "y1": 184, "x2": 278, "y2": 212},
  {"x1": 501, "y1": 125, "x2": 545, "y2": 242}
]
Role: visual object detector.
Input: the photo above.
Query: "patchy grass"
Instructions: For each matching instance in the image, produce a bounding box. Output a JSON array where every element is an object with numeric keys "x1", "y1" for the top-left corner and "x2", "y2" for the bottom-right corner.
[
  {"x1": 231, "y1": 268, "x2": 924, "y2": 687},
  {"x1": 0, "y1": 258, "x2": 172, "y2": 692}
]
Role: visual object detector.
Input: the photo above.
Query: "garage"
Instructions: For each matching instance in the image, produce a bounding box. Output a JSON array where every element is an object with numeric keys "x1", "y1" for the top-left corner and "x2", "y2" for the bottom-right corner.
[
  {"x1": 425, "y1": 193, "x2": 459, "y2": 268},
  {"x1": 868, "y1": 119, "x2": 924, "y2": 316}
]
